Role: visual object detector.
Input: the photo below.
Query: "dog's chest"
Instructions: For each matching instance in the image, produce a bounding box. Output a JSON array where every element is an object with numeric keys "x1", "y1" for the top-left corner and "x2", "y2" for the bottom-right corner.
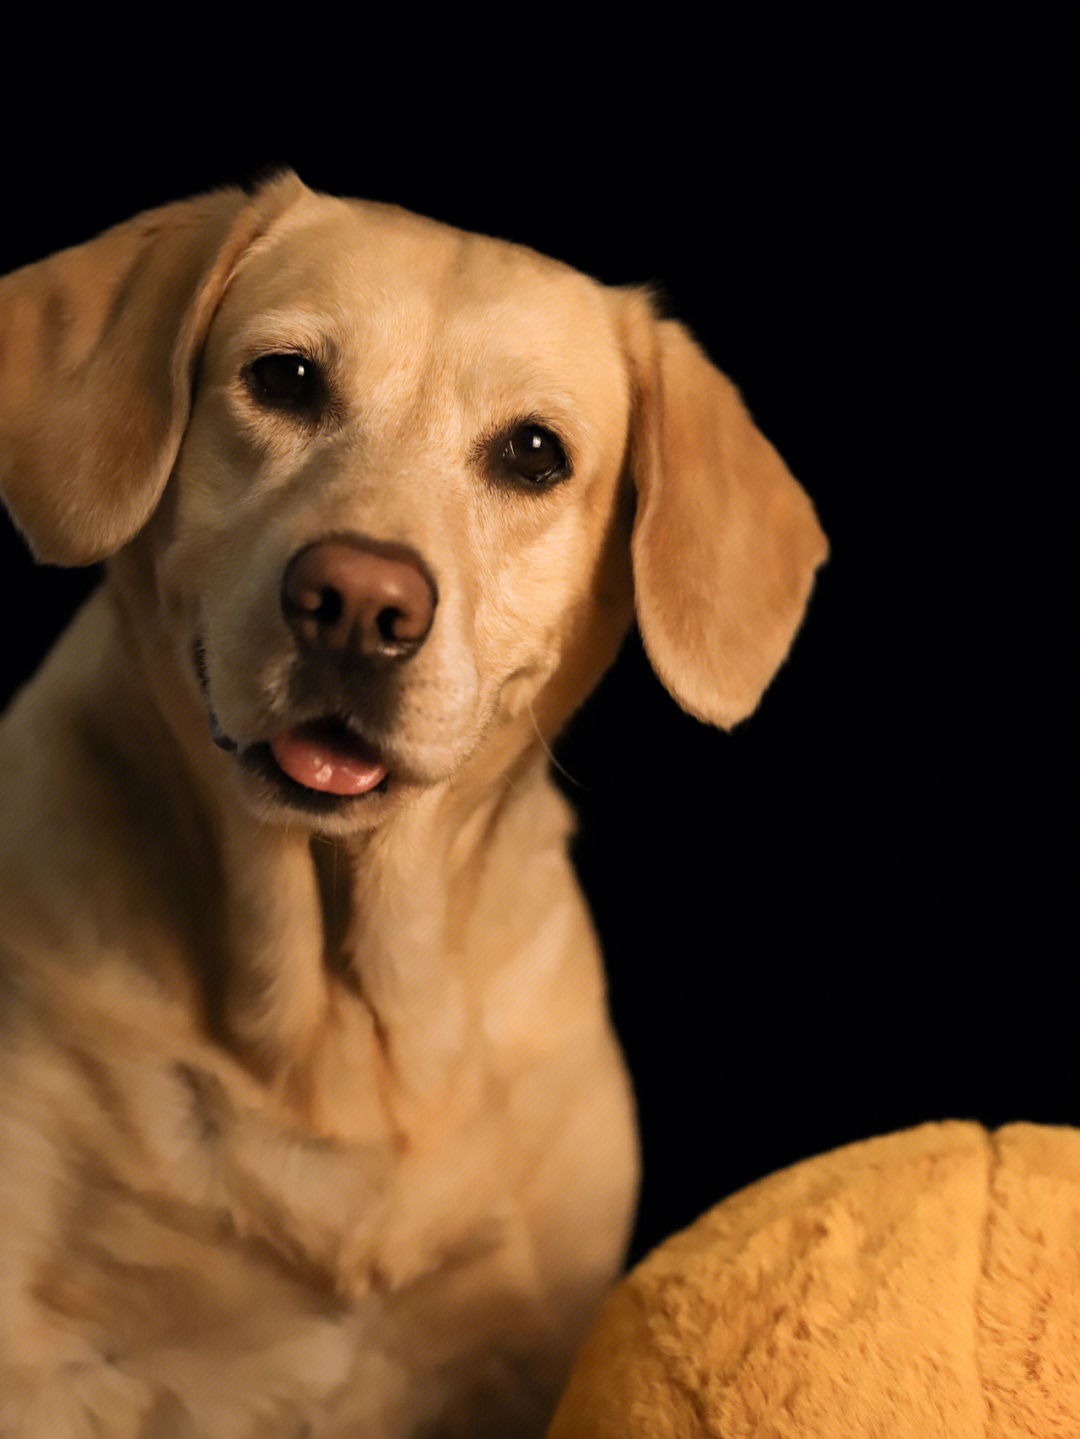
[{"x1": 43, "y1": 1044, "x2": 556, "y2": 1436}]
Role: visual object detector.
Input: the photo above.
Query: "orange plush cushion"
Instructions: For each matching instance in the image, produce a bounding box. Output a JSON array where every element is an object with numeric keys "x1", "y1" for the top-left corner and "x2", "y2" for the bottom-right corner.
[{"x1": 548, "y1": 1122, "x2": 1080, "y2": 1438}]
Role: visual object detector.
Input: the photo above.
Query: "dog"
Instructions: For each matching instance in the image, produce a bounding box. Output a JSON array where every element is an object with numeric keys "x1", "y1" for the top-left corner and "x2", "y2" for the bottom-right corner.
[{"x1": 0, "y1": 171, "x2": 827, "y2": 1437}]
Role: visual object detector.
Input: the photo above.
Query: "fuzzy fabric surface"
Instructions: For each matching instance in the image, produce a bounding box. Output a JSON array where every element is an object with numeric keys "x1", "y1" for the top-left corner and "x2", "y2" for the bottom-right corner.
[{"x1": 547, "y1": 1121, "x2": 1080, "y2": 1438}]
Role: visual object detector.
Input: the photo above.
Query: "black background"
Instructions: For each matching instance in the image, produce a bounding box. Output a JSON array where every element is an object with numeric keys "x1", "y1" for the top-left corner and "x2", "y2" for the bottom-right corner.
[{"x1": 0, "y1": 24, "x2": 1062, "y2": 1267}]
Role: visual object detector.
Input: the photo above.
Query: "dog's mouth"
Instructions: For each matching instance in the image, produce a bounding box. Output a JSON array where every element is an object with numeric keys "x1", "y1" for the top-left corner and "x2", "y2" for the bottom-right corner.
[
  {"x1": 193, "y1": 642, "x2": 391, "y2": 805},
  {"x1": 265, "y1": 718, "x2": 388, "y2": 796},
  {"x1": 234, "y1": 721, "x2": 392, "y2": 815}
]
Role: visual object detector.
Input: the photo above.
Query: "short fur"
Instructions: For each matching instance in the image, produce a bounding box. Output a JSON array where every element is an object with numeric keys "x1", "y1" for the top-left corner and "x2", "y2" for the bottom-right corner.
[{"x1": 0, "y1": 173, "x2": 826, "y2": 1437}]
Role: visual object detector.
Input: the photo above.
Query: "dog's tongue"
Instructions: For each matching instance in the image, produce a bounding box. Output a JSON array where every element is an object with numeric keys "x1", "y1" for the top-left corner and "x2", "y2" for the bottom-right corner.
[{"x1": 268, "y1": 721, "x2": 387, "y2": 795}]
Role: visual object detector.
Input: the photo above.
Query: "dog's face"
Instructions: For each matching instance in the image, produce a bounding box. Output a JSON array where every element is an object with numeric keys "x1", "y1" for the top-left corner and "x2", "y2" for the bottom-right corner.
[
  {"x1": 157, "y1": 195, "x2": 637, "y2": 830},
  {"x1": 0, "y1": 173, "x2": 827, "y2": 836}
]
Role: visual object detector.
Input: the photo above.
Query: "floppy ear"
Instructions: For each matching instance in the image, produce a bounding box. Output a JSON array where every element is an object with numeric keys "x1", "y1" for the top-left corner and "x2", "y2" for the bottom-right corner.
[
  {"x1": 0, "y1": 170, "x2": 306, "y2": 565},
  {"x1": 620, "y1": 290, "x2": 828, "y2": 729}
]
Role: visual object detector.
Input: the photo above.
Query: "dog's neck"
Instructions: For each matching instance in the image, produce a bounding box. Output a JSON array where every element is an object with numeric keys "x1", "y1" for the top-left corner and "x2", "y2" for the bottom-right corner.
[{"x1": 205, "y1": 782, "x2": 508, "y2": 1136}]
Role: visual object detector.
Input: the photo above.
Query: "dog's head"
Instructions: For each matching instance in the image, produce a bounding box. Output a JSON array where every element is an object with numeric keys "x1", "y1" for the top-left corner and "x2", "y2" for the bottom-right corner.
[{"x1": 0, "y1": 172, "x2": 827, "y2": 833}]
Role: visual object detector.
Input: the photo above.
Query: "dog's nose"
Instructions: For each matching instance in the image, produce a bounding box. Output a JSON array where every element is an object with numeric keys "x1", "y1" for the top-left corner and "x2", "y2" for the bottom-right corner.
[{"x1": 282, "y1": 538, "x2": 436, "y2": 662}]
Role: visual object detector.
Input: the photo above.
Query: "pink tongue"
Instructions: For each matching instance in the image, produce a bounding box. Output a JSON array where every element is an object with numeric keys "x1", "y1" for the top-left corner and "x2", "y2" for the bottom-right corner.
[{"x1": 268, "y1": 722, "x2": 387, "y2": 795}]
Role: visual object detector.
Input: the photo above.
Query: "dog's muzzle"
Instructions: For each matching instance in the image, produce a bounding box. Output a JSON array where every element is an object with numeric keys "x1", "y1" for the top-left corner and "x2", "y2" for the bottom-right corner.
[{"x1": 194, "y1": 535, "x2": 438, "y2": 800}]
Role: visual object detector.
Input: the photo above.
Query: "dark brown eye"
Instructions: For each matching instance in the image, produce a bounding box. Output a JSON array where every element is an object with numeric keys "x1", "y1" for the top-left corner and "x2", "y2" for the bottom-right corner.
[
  {"x1": 496, "y1": 423, "x2": 570, "y2": 488},
  {"x1": 246, "y1": 353, "x2": 324, "y2": 415}
]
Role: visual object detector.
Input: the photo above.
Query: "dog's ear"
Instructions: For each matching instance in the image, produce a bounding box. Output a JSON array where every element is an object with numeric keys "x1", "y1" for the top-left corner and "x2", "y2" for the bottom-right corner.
[
  {"x1": 618, "y1": 289, "x2": 828, "y2": 729},
  {"x1": 0, "y1": 170, "x2": 306, "y2": 565}
]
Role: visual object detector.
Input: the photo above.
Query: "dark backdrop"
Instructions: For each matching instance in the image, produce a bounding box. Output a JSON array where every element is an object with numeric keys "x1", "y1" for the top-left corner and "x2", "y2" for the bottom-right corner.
[{"x1": 0, "y1": 24, "x2": 1060, "y2": 1267}]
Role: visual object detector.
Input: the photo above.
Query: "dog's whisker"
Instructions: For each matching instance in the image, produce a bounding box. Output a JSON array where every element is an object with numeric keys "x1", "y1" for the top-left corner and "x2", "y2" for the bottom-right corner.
[{"x1": 525, "y1": 699, "x2": 589, "y2": 792}]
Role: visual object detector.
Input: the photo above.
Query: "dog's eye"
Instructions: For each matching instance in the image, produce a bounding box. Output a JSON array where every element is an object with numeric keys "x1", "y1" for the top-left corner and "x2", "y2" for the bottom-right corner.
[
  {"x1": 246, "y1": 353, "x2": 324, "y2": 415},
  {"x1": 495, "y1": 424, "x2": 570, "y2": 488}
]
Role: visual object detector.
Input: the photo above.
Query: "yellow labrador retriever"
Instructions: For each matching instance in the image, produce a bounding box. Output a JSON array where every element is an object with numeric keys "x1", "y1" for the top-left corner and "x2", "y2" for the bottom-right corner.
[{"x1": 0, "y1": 172, "x2": 826, "y2": 1437}]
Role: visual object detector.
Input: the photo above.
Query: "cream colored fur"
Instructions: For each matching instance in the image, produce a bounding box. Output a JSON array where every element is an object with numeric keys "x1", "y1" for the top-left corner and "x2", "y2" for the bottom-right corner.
[{"x1": 0, "y1": 173, "x2": 826, "y2": 1437}]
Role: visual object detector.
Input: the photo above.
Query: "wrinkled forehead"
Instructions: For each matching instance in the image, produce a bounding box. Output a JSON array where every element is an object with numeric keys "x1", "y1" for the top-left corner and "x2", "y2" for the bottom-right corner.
[{"x1": 213, "y1": 191, "x2": 629, "y2": 414}]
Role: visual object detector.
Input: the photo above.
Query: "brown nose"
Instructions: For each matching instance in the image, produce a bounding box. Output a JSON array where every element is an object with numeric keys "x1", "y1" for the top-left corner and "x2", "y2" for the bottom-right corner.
[{"x1": 282, "y1": 537, "x2": 436, "y2": 662}]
